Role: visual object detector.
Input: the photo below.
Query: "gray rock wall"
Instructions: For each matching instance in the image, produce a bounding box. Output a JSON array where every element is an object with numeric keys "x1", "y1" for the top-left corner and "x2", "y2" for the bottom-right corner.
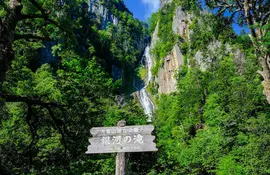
[
  {"x1": 151, "y1": 6, "x2": 186, "y2": 94},
  {"x1": 172, "y1": 7, "x2": 187, "y2": 37},
  {"x1": 151, "y1": 4, "x2": 246, "y2": 95},
  {"x1": 195, "y1": 40, "x2": 245, "y2": 73},
  {"x1": 151, "y1": 23, "x2": 159, "y2": 51},
  {"x1": 88, "y1": 0, "x2": 118, "y2": 29},
  {"x1": 160, "y1": 0, "x2": 173, "y2": 8},
  {"x1": 157, "y1": 45, "x2": 184, "y2": 94}
]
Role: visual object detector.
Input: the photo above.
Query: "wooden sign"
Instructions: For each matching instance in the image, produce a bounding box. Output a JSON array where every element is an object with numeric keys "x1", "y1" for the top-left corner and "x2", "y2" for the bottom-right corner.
[
  {"x1": 86, "y1": 125, "x2": 158, "y2": 154},
  {"x1": 86, "y1": 121, "x2": 158, "y2": 175}
]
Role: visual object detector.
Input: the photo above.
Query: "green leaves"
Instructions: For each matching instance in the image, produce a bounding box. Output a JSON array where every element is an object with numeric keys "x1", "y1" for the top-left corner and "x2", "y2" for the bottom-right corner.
[
  {"x1": 153, "y1": 31, "x2": 270, "y2": 174},
  {"x1": 150, "y1": 2, "x2": 178, "y2": 65},
  {"x1": 217, "y1": 155, "x2": 244, "y2": 175},
  {"x1": 34, "y1": 64, "x2": 62, "y2": 101}
]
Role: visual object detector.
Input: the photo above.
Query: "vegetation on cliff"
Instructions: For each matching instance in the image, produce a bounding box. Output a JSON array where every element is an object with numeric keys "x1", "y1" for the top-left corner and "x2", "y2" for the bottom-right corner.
[
  {"x1": 150, "y1": 0, "x2": 270, "y2": 174},
  {"x1": 0, "y1": 0, "x2": 148, "y2": 174},
  {"x1": 0, "y1": 0, "x2": 269, "y2": 174}
]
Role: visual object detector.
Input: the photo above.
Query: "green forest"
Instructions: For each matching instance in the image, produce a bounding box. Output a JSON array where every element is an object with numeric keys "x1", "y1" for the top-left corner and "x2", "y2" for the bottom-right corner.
[{"x1": 0, "y1": 0, "x2": 269, "y2": 174}]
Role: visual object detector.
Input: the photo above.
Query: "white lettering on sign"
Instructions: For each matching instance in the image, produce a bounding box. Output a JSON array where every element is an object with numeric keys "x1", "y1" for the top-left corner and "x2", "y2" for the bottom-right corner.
[
  {"x1": 101, "y1": 130, "x2": 105, "y2": 134},
  {"x1": 86, "y1": 125, "x2": 158, "y2": 154},
  {"x1": 123, "y1": 136, "x2": 132, "y2": 143},
  {"x1": 101, "y1": 136, "x2": 110, "y2": 145},
  {"x1": 133, "y1": 134, "x2": 144, "y2": 144},
  {"x1": 112, "y1": 136, "x2": 121, "y2": 144},
  {"x1": 133, "y1": 128, "x2": 139, "y2": 133},
  {"x1": 117, "y1": 128, "x2": 121, "y2": 133},
  {"x1": 99, "y1": 135, "x2": 144, "y2": 145}
]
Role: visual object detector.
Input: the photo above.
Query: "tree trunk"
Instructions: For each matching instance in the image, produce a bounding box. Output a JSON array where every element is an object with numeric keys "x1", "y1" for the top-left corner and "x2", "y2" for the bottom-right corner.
[
  {"x1": 0, "y1": 23, "x2": 14, "y2": 82},
  {"x1": 243, "y1": 1, "x2": 270, "y2": 104},
  {"x1": 259, "y1": 55, "x2": 270, "y2": 103},
  {"x1": 0, "y1": 0, "x2": 20, "y2": 82}
]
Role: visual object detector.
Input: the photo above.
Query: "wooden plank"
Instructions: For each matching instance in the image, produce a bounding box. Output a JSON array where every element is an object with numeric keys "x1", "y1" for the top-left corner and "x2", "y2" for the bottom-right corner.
[
  {"x1": 90, "y1": 125, "x2": 154, "y2": 137},
  {"x1": 115, "y1": 120, "x2": 126, "y2": 175},
  {"x1": 86, "y1": 124, "x2": 158, "y2": 154},
  {"x1": 89, "y1": 135, "x2": 155, "y2": 144},
  {"x1": 86, "y1": 143, "x2": 158, "y2": 154}
]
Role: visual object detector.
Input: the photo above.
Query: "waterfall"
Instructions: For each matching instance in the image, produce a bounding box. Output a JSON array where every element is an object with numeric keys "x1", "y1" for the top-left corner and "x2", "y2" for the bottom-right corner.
[{"x1": 136, "y1": 46, "x2": 155, "y2": 122}]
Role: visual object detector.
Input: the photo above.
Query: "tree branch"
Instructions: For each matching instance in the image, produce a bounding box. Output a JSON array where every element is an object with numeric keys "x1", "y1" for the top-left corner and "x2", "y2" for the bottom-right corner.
[
  {"x1": 25, "y1": 104, "x2": 35, "y2": 168},
  {"x1": 1, "y1": 94, "x2": 61, "y2": 107},
  {"x1": 15, "y1": 33, "x2": 51, "y2": 41},
  {"x1": 262, "y1": 11, "x2": 270, "y2": 25},
  {"x1": 244, "y1": 0, "x2": 257, "y2": 41},
  {"x1": 0, "y1": 0, "x2": 10, "y2": 12},
  {"x1": 228, "y1": 9, "x2": 241, "y2": 23},
  {"x1": 46, "y1": 18, "x2": 73, "y2": 35},
  {"x1": 235, "y1": 0, "x2": 244, "y2": 10},
  {"x1": 45, "y1": 105, "x2": 67, "y2": 161},
  {"x1": 21, "y1": 13, "x2": 44, "y2": 19},
  {"x1": 28, "y1": 0, "x2": 49, "y2": 16}
]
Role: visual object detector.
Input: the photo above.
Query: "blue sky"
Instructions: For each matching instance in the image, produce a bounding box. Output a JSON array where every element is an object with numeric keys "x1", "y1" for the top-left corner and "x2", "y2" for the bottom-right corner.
[{"x1": 123, "y1": 0, "x2": 159, "y2": 21}]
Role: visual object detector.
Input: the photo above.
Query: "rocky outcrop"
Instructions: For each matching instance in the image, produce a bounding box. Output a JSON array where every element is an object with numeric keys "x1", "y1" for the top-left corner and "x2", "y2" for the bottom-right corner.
[
  {"x1": 172, "y1": 7, "x2": 188, "y2": 37},
  {"x1": 88, "y1": 0, "x2": 118, "y2": 29},
  {"x1": 195, "y1": 40, "x2": 245, "y2": 73},
  {"x1": 151, "y1": 4, "x2": 246, "y2": 95},
  {"x1": 157, "y1": 45, "x2": 184, "y2": 94},
  {"x1": 160, "y1": 0, "x2": 173, "y2": 8},
  {"x1": 40, "y1": 0, "x2": 120, "y2": 65},
  {"x1": 150, "y1": 6, "x2": 186, "y2": 94},
  {"x1": 151, "y1": 23, "x2": 159, "y2": 51}
]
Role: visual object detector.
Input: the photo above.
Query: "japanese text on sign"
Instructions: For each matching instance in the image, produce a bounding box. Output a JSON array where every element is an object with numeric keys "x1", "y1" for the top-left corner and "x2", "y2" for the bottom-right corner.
[{"x1": 100, "y1": 134, "x2": 144, "y2": 145}]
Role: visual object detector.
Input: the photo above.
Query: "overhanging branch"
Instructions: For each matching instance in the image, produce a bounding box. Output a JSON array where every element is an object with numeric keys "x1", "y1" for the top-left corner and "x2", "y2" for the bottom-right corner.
[
  {"x1": 28, "y1": 0, "x2": 49, "y2": 16},
  {"x1": 1, "y1": 94, "x2": 61, "y2": 107},
  {"x1": 21, "y1": 13, "x2": 44, "y2": 19},
  {"x1": 15, "y1": 33, "x2": 51, "y2": 41}
]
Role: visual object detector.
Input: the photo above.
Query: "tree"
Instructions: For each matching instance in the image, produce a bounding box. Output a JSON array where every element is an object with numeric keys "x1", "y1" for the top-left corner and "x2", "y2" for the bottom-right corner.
[
  {"x1": 0, "y1": 0, "x2": 75, "y2": 82},
  {"x1": 0, "y1": 1, "x2": 149, "y2": 174},
  {"x1": 205, "y1": 0, "x2": 270, "y2": 103}
]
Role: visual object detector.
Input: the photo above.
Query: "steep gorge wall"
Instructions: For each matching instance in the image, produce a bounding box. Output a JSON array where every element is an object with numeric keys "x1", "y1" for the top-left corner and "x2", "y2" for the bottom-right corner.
[
  {"x1": 150, "y1": 1, "x2": 245, "y2": 94},
  {"x1": 40, "y1": 0, "x2": 147, "y2": 82},
  {"x1": 88, "y1": 0, "x2": 119, "y2": 29},
  {"x1": 151, "y1": 4, "x2": 187, "y2": 94},
  {"x1": 160, "y1": 0, "x2": 173, "y2": 8},
  {"x1": 157, "y1": 45, "x2": 184, "y2": 94}
]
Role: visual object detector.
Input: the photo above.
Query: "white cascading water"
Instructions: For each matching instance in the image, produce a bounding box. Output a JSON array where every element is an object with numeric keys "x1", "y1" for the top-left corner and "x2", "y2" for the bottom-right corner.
[{"x1": 136, "y1": 46, "x2": 155, "y2": 122}]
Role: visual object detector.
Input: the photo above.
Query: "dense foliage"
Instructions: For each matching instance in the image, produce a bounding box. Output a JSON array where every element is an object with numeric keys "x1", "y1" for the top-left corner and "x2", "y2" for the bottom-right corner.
[
  {"x1": 149, "y1": 0, "x2": 270, "y2": 174},
  {"x1": 0, "y1": 0, "x2": 148, "y2": 174},
  {"x1": 0, "y1": 0, "x2": 269, "y2": 174}
]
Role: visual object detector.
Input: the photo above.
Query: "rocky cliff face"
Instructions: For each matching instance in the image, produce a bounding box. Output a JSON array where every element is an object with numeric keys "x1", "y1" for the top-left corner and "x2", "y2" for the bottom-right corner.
[
  {"x1": 195, "y1": 41, "x2": 245, "y2": 73},
  {"x1": 160, "y1": 0, "x2": 173, "y2": 8},
  {"x1": 172, "y1": 6, "x2": 193, "y2": 39},
  {"x1": 150, "y1": 23, "x2": 159, "y2": 51},
  {"x1": 151, "y1": 5, "x2": 187, "y2": 94},
  {"x1": 157, "y1": 45, "x2": 184, "y2": 94},
  {"x1": 88, "y1": 0, "x2": 119, "y2": 29}
]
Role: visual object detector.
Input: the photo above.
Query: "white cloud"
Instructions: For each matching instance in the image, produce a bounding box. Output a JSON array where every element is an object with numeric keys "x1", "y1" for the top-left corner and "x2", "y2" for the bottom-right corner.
[{"x1": 141, "y1": 0, "x2": 160, "y2": 19}]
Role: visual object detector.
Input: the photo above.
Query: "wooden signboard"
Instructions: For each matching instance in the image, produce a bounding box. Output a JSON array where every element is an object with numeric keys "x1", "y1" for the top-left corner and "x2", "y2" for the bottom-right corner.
[
  {"x1": 86, "y1": 125, "x2": 157, "y2": 154},
  {"x1": 86, "y1": 121, "x2": 158, "y2": 175}
]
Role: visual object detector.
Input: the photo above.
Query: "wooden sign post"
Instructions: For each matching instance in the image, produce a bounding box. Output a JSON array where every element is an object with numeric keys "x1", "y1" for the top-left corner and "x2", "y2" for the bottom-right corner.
[
  {"x1": 86, "y1": 120, "x2": 158, "y2": 175},
  {"x1": 116, "y1": 120, "x2": 126, "y2": 175}
]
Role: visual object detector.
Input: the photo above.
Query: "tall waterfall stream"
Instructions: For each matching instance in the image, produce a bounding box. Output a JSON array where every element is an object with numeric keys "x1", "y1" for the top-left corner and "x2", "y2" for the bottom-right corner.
[{"x1": 135, "y1": 46, "x2": 155, "y2": 122}]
